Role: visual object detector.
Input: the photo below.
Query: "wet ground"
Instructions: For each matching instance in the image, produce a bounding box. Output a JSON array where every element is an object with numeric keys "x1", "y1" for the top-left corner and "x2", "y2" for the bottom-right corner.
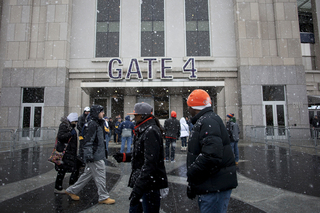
[{"x1": 0, "y1": 142, "x2": 319, "y2": 212}]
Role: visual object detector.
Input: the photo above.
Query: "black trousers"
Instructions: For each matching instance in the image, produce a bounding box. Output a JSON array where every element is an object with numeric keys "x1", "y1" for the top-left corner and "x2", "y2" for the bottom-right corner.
[{"x1": 55, "y1": 162, "x2": 81, "y2": 190}]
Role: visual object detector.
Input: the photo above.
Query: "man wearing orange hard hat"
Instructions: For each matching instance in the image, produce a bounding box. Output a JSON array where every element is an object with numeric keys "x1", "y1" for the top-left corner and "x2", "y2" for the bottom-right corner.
[{"x1": 186, "y1": 89, "x2": 238, "y2": 213}]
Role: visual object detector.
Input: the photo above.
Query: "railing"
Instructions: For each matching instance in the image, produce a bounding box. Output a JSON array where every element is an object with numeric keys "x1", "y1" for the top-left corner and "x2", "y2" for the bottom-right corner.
[
  {"x1": 250, "y1": 126, "x2": 319, "y2": 149},
  {"x1": 0, "y1": 127, "x2": 57, "y2": 152}
]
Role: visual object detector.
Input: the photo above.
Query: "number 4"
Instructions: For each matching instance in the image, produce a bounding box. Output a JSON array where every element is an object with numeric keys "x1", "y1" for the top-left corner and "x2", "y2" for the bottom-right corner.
[{"x1": 183, "y1": 58, "x2": 197, "y2": 79}]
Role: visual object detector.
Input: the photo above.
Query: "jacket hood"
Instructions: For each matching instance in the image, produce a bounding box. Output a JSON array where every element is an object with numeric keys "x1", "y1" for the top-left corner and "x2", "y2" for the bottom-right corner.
[
  {"x1": 180, "y1": 117, "x2": 187, "y2": 124},
  {"x1": 90, "y1": 105, "x2": 104, "y2": 120},
  {"x1": 125, "y1": 115, "x2": 131, "y2": 121},
  {"x1": 60, "y1": 116, "x2": 69, "y2": 124}
]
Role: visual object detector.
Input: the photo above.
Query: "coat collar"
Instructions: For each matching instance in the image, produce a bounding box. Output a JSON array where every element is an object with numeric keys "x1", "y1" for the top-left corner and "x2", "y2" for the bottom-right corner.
[
  {"x1": 134, "y1": 117, "x2": 154, "y2": 135},
  {"x1": 191, "y1": 107, "x2": 213, "y2": 125}
]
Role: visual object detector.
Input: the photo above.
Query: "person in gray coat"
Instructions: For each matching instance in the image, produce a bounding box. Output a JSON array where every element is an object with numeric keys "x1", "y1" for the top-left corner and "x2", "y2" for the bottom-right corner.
[
  {"x1": 65, "y1": 105, "x2": 115, "y2": 205},
  {"x1": 226, "y1": 113, "x2": 240, "y2": 165}
]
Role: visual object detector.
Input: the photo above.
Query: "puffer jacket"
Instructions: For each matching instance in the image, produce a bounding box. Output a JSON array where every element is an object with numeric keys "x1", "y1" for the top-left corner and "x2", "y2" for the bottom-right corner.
[
  {"x1": 55, "y1": 117, "x2": 78, "y2": 172},
  {"x1": 180, "y1": 117, "x2": 190, "y2": 138},
  {"x1": 187, "y1": 107, "x2": 237, "y2": 194},
  {"x1": 164, "y1": 117, "x2": 180, "y2": 139},
  {"x1": 128, "y1": 115, "x2": 168, "y2": 195},
  {"x1": 83, "y1": 105, "x2": 106, "y2": 162}
]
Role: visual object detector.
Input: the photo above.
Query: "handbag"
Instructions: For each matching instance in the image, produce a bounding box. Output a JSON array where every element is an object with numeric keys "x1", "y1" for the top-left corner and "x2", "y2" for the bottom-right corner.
[
  {"x1": 122, "y1": 128, "x2": 132, "y2": 137},
  {"x1": 48, "y1": 137, "x2": 71, "y2": 165}
]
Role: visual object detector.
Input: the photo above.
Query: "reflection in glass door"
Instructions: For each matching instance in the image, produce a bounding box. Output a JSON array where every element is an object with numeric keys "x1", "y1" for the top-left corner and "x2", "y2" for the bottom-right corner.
[
  {"x1": 264, "y1": 103, "x2": 286, "y2": 138},
  {"x1": 265, "y1": 105, "x2": 274, "y2": 136}
]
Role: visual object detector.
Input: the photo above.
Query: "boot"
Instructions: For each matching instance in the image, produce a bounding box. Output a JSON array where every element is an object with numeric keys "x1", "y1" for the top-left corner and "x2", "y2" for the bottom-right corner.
[
  {"x1": 99, "y1": 198, "x2": 116, "y2": 204},
  {"x1": 65, "y1": 191, "x2": 80, "y2": 201}
]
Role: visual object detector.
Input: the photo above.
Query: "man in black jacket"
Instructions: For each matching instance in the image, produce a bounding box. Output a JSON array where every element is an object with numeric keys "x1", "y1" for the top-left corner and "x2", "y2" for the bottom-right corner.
[
  {"x1": 113, "y1": 102, "x2": 168, "y2": 213},
  {"x1": 164, "y1": 111, "x2": 180, "y2": 162},
  {"x1": 186, "y1": 89, "x2": 237, "y2": 213},
  {"x1": 65, "y1": 105, "x2": 115, "y2": 205},
  {"x1": 77, "y1": 106, "x2": 90, "y2": 132},
  {"x1": 312, "y1": 115, "x2": 319, "y2": 138}
]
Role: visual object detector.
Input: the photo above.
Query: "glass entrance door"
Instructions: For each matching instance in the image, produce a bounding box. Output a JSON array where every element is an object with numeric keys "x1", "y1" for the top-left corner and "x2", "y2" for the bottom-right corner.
[
  {"x1": 263, "y1": 102, "x2": 287, "y2": 138},
  {"x1": 21, "y1": 104, "x2": 43, "y2": 138}
]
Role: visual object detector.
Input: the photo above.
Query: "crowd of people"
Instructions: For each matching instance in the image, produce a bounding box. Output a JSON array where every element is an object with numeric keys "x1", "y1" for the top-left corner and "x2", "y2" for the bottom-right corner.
[{"x1": 51, "y1": 89, "x2": 241, "y2": 213}]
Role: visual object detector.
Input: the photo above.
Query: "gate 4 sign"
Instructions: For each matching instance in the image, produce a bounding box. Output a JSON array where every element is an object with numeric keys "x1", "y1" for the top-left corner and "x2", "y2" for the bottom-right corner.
[{"x1": 108, "y1": 58, "x2": 197, "y2": 80}]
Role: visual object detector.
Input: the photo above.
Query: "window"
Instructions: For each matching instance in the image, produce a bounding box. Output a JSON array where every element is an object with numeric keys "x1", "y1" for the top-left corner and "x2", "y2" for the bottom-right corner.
[
  {"x1": 297, "y1": 0, "x2": 314, "y2": 43},
  {"x1": 23, "y1": 88, "x2": 44, "y2": 103},
  {"x1": 263, "y1": 86, "x2": 285, "y2": 101},
  {"x1": 96, "y1": 0, "x2": 120, "y2": 57},
  {"x1": 141, "y1": 0, "x2": 164, "y2": 57},
  {"x1": 185, "y1": 0, "x2": 210, "y2": 56}
]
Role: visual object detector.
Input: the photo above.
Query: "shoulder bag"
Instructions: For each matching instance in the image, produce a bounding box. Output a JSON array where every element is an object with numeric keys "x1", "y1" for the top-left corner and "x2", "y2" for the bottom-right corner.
[{"x1": 48, "y1": 137, "x2": 71, "y2": 165}]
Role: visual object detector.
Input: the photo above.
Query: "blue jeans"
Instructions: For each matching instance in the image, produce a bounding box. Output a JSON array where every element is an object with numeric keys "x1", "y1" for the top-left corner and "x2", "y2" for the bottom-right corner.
[
  {"x1": 165, "y1": 138, "x2": 176, "y2": 161},
  {"x1": 198, "y1": 190, "x2": 232, "y2": 213},
  {"x1": 129, "y1": 190, "x2": 161, "y2": 213},
  {"x1": 105, "y1": 134, "x2": 110, "y2": 151},
  {"x1": 230, "y1": 141, "x2": 239, "y2": 162},
  {"x1": 181, "y1": 137, "x2": 187, "y2": 147},
  {"x1": 120, "y1": 136, "x2": 132, "y2": 153}
]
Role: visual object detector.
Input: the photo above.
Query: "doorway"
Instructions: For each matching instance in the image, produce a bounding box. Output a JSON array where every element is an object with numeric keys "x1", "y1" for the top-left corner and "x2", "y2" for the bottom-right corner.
[
  {"x1": 263, "y1": 102, "x2": 287, "y2": 138},
  {"x1": 21, "y1": 104, "x2": 43, "y2": 138},
  {"x1": 20, "y1": 88, "x2": 44, "y2": 139}
]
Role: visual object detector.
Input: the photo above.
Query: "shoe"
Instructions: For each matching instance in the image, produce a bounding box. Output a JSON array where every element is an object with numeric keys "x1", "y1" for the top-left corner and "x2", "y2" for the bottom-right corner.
[
  {"x1": 99, "y1": 198, "x2": 115, "y2": 205},
  {"x1": 65, "y1": 191, "x2": 80, "y2": 201},
  {"x1": 171, "y1": 160, "x2": 175, "y2": 163},
  {"x1": 54, "y1": 189, "x2": 66, "y2": 194},
  {"x1": 235, "y1": 162, "x2": 239, "y2": 165}
]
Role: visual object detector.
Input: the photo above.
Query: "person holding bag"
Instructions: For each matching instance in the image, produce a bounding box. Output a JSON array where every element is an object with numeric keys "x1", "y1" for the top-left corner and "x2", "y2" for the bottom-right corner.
[
  {"x1": 119, "y1": 115, "x2": 134, "y2": 153},
  {"x1": 54, "y1": 113, "x2": 81, "y2": 194}
]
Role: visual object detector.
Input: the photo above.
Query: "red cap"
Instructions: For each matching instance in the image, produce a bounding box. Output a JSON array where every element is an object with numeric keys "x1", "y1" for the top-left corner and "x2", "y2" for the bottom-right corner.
[{"x1": 171, "y1": 111, "x2": 177, "y2": 118}]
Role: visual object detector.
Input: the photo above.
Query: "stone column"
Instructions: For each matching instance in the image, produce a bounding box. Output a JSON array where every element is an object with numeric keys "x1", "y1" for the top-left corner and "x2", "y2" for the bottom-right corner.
[
  {"x1": 216, "y1": 87, "x2": 226, "y2": 122},
  {"x1": 170, "y1": 94, "x2": 183, "y2": 119}
]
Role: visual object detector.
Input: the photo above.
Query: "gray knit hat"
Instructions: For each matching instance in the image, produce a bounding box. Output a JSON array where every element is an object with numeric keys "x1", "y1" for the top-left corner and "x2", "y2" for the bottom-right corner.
[{"x1": 127, "y1": 103, "x2": 153, "y2": 115}]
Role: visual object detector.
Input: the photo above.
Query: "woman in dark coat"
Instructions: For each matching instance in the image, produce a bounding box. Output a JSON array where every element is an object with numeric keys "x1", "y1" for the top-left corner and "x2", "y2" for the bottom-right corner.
[{"x1": 54, "y1": 113, "x2": 81, "y2": 193}]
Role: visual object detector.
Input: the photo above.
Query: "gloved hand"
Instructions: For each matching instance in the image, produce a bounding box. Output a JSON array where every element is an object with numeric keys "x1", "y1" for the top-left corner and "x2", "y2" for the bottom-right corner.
[
  {"x1": 129, "y1": 191, "x2": 142, "y2": 207},
  {"x1": 187, "y1": 184, "x2": 196, "y2": 200},
  {"x1": 86, "y1": 158, "x2": 94, "y2": 163},
  {"x1": 70, "y1": 129, "x2": 77, "y2": 135},
  {"x1": 113, "y1": 153, "x2": 124, "y2": 163}
]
